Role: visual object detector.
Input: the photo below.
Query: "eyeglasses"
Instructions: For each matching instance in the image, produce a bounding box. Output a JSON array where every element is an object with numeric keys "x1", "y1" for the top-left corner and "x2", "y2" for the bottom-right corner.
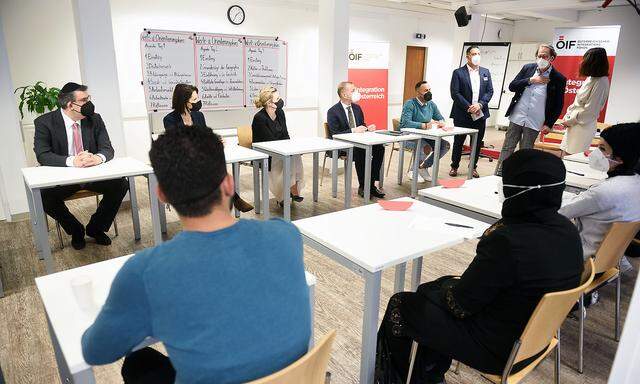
[{"x1": 76, "y1": 95, "x2": 91, "y2": 103}]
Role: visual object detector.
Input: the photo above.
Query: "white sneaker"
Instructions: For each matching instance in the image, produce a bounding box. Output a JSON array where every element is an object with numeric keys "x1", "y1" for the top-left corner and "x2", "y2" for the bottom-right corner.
[
  {"x1": 407, "y1": 170, "x2": 426, "y2": 183},
  {"x1": 418, "y1": 167, "x2": 432, "y2": 182}
]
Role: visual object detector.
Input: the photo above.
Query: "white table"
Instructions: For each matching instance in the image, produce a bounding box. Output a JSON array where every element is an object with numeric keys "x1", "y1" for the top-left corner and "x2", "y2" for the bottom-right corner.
[
  {"x1": 419, "y1": 176, "x2": 577, "y2": 224},
  {"x1": 224, "y1": 145, "x2": 269, "y2": 219},
  {"x1": 563, "y1": 160, "x2": 607, "y2": 192},
  {"x1": 35, "y1": 254, "x2": 317, "y2": 384},
  {"x1": 563, "y1": 152, "x2": 589, "y2": 164},
  {"x1": 22, "y1": 157, "x2": 162, "y2": 274},
  {"x1": 332, "y1": 131, "x2": 423, "y2": 203},
  {"x1": 252, "y1": 137, "x2": 354, "y2": 220},
  {"x1": 401, "y1": 127, "x2": 479, "y2": 188},
  {"x1": 293, "y1": 198, "x2": 489, "y2": 383}
]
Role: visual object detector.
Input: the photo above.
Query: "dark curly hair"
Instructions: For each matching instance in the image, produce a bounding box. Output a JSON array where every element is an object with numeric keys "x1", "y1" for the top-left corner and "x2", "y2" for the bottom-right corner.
[{"x1": 149, "y1": 125, "x2": 226, "y2": 217}]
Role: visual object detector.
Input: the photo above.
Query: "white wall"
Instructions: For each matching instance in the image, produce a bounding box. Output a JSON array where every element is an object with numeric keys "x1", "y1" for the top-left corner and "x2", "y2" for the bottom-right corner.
[{"x1": 512, "y1": 6, "x2": 640, "y2": 124}]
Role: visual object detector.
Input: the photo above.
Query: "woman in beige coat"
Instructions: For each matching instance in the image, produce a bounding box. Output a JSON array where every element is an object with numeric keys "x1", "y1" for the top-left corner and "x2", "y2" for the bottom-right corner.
[{"x1": 560, "y1": 47, "x2": 610, "y2": 156}]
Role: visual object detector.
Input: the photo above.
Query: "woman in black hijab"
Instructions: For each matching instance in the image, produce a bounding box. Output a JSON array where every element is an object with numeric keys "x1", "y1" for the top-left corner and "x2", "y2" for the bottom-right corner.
[{"x1": 375, "y1": 149, "x2": 584, "y2": 384}]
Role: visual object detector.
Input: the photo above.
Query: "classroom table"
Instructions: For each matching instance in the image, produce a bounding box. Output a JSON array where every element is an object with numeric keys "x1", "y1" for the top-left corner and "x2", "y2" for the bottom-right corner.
[
  {"x1": 252, "y1": 137, "x2": 354, "y2": 220},
  {"x1": 22, "y1": 157, "x2": 161, "y2": 274},
  {"x1": 563, "y1": 159, "x2": 607, "y2": 192},
  {"x1": 563, "y1": 152, "x2": 589, "y2": 164},
  {"x1": 224, "y1": 145, "x2": 270, "y2": 219},
  {"x1": 293, "y1": 198, "x2": 488, "y2": 384},
  {"x1": 401, "y1": 127, "x2": 479, "y2": 188},
  {"x1": 35, "y1": 254, "x2": 317, "y2": 384},
  {"x1": 332, "y1": 131, "x2": 423, "y2": 203},
  {"x1": 419, "y1": 175, "x2": 577, "y2": 224}
]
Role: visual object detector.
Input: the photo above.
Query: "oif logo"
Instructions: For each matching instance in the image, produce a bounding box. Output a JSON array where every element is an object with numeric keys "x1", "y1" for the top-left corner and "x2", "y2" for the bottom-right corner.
[
  {"x1": 556, "y1": 35, "x2": 576, "y2": 50},
  {"x1": 349, "y1": 53, "x2": 363, "y2": 61}
]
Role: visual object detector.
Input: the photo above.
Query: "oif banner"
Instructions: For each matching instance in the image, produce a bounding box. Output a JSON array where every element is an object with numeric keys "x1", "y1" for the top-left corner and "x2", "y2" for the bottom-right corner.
[
  {"x1": 553, "y1": 25, "x2": 620, "y2": 122},
  {"x1": 348, "y1": 41, "x2": 389, "y2": 130}
]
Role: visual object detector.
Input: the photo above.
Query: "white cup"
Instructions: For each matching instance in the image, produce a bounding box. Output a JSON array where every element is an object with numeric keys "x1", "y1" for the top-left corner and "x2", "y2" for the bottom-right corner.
[{"x1": 71, "y1": 275, "x2": 96, "y2": 313}]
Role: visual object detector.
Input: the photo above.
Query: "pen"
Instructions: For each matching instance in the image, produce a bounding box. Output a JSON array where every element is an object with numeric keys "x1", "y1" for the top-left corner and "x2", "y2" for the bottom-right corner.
[
  {"x1": 445, "y1": 222, "x2": 474, "y2": 229},
  {"x1": 567, "y1": 170, "x2": 585, "y2": 176}
]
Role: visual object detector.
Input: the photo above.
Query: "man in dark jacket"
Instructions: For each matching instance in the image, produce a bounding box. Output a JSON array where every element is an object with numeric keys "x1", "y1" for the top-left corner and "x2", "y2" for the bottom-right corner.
[
  {"x1": 33, "y1": 82, "x2": 128, "y2": 250},
  {"x1": 495, "y1": 44, "x2": 567, "y2": 176}
]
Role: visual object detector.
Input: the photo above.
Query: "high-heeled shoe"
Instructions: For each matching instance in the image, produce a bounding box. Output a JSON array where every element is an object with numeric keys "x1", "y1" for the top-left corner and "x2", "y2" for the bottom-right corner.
[
  {"x1": 290, "y1": 193, "x2": 304, "y2": 202},
  {"x1": 233, "y1": 195, "x2": 254, "y2": 213}
]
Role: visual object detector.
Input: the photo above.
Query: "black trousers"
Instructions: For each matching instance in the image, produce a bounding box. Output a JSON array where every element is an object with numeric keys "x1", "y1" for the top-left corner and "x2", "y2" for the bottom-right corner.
[
  {"x1": 122, "y1": 347, "x2": 176, "y2": 384},
  {"x1": 450, "y1": 119, "x2": 486, "y2": 170},
  {"x1": 40, "y1": 178, "x2": 128, "y2": 235},
  {"x1": 354, "y1": 144, "x2": 385, "y2": 190}
]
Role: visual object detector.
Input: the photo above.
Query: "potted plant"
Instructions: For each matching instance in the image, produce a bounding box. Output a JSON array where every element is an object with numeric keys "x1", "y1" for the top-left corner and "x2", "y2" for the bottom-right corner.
[{"x1": 14, "y1": 81, "x2": 60, "y2": 119}]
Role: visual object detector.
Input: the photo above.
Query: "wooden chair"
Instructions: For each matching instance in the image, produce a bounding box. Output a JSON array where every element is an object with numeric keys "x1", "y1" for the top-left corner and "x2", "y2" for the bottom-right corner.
[
  {"x1": 247, "y1": 330, "x2": 336, "y2": 384},
  {"x1": 320, "y1": 123, "x2": 346, "y2": 186},
  {"x1": 237, "y1": 125, "x2": 253, "y2": 149},
  {"x1": 385, "y1": 118, "x2": 415, "y2": 177},
  {"x1": 576, "y1": 221, "x2": 640, "y2": 373},
  {"x1": 406, "y1": 259, "x2": 595, "y2": 384},
  {"x1": 53, "y1": 190, "x2": 119, "y2": 249}
]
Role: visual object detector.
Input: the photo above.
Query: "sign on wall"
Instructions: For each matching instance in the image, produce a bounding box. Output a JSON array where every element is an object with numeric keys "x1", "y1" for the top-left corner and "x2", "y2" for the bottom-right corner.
[
  {"x1": 553, "y1": 25, "x2": 620, "y2": 122},
  {"x1": 140, "y1": 29, "x2": 287, "y2": 112},
  {"x1": 348, "y1": 41, "x2": 389, "y2": 130}
]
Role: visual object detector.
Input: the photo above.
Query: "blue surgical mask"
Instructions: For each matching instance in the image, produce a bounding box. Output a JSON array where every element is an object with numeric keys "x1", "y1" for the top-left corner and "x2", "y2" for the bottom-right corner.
[{"x1": 497, "y1": 179, "x2": 565, "y2": 203}]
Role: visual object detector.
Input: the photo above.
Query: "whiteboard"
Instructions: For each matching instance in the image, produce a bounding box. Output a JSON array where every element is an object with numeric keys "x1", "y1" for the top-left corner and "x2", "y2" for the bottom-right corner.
[
  {"x1": 459, "y1": 42, "x2": 510, "y2": 109},
  {"x1": 140, "y1": 29, "x2": 287, "y2": 112}
]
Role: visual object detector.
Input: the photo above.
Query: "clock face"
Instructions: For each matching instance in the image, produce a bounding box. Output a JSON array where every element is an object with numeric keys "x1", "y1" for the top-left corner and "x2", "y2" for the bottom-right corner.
[{"x1": 227, "y1": 5, "x2": 245, "y2": 25}]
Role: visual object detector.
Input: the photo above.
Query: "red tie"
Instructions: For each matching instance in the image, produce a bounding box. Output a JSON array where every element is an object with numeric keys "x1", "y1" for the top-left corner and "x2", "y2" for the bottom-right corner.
[{"x1": 72, "y1": 122, "x2": 83, "y2": 155}]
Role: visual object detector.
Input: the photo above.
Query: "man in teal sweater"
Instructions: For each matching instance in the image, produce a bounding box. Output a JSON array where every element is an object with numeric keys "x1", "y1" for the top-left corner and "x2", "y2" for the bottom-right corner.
[
  {"x1": 399, "y1": 81, "x2": 451, "y2": 182},
  {"x1": 81, "y1": 125, "x2": 311, "y2": 383}
]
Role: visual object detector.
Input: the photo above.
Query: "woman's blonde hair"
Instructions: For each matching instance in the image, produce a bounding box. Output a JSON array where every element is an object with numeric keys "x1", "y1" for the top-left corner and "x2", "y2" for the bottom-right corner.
[{"x1": 253, "y1": 86, "x2": 277, "y2": 108}]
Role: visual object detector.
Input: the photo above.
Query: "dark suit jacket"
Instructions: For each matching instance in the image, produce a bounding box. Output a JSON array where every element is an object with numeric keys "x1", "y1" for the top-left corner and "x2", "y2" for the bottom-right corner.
[
  {"x1": 162, "y1": 110, "x2": 206, "y2": 131},
  {"x1": 34, "y1": 109, "x2": 115, "y2": 167},
  {"x1": 326, "y1": 102, "x2": 365, "y2": 138},
  {"x1": 251, "y1": 100, "x2": 289, "y2": 144},
  {"x1": 449, "y1": 65, "x2": 494, "y2": 125},
  {"x1": 505, "y1": 63, "x2": 567, "y2": 128}
]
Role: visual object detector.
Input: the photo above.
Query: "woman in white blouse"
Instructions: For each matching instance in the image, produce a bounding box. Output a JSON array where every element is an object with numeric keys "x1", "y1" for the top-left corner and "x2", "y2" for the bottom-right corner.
[{"x1": 560, "y1": 47, "x2": 610, "y2": 156}]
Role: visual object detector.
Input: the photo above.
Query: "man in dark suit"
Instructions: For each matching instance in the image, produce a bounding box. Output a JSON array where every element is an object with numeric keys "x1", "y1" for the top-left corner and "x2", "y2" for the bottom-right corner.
[
  {"x1": 495, "y1": 44, "x2": 567, "y2": 175},
  {"x1": 449, "y1": 45, "x2": 494, "y2": 178},
  {"x1": 327, "y1": 81, "x2": 385, "y2": 198},
  {"x1": 33, "y1": 82, "x2": 128, "y2": 250}
]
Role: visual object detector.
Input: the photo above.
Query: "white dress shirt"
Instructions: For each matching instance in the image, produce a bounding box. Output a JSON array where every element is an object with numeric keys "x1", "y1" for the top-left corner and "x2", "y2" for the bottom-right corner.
[
  {"x1": 60, "y1": 109, "x2": 105, "y2": 167},
  {"x1": 467, "y1": 64, "x2": 480, "y2": 105},
  {"x1": 341, "y1": 101, "x2": 356, "y2": 131}
]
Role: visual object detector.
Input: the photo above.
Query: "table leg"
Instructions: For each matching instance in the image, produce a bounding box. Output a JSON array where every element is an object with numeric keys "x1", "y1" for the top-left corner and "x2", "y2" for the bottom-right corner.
[
  {"x1": 312, "y1": 152, "x2": 319, "y2": 202},
  {"x1": 394, "y1": 263, "x2": 406, "y2": 293},
  {"x1": 158, "y1": 200, "x2": 167, "y2": 234},
  {"x1": 24, "y1": 181, "x2": 42, "y2": 256},
  {"x1": 47, "y1": 312, "x2": 97, "y2": 384},
  {"x1": 345, "y1": 148, "x2": 353, "y2": 209},
  {"x1": 468, "y1": 132, "x2": 479, "y2": 180},
  {"x1": 379, "y1": 145, "x2": 385, "y2": 189},
  {"x1": 364, "y1": 146, "x2": 372, "y2": 203},
  {"x1": 411, "y1": 256, "x2": 423, "y2": 291},
  {"x1": 232, "y1": 162, "x2": 240, "y2": 218},
  {"x1": 360, "y1": 270, "x2": 382, "y2": 384},
  {"x1": 331, "y1": 150, "x2": 338, "y2": 198},
  {"x1": 262, "y1": 158, "x2": 270, "y2": 220},
  {"x1": 283, "y1": 155, "x2": 291, "y2": 221},
  {"x1": 32, "y1": 188, "x2": 54, "y2": 273},
  {"x1": 411, "y1": 139, "x2": 420, "y2": 197},
  {"x1": 147, "y1": 174, "x2": 163, "y2": 245},
  {"x1": 398, "y1": 141, "x2": 405, "y2": 185},
  {"x1": 431, "y1": 138, "x2": 441, "y2": 188},
  {"x1": 128, "y1": 176, "x2": 141, "y2": 241},
  {"x1": 252, "y1": 161, "x2": 261, "y2": 214}
]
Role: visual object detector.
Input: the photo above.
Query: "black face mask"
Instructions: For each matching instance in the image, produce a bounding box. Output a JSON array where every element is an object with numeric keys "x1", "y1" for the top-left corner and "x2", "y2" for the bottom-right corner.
[
  {"x1": 190, "y1": 100, "x2": 202, "y2": 112},
  {"x1": 78, "y1": 101, "x2": 95, "y2": 117},
  {"x1": 422, "y1": 91, "x2": 432, "y2": 102}
]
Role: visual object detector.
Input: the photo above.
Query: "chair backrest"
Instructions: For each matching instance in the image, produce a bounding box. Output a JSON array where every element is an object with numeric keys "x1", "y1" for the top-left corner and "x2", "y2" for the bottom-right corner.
[
  {"x1": 238, "y1": 125, "x2": 253, "y2": 148},
  {"x1": 247, "y1": 331, "x2": 336, "y2": 384},
  {"x1": 512, "y1": 258, "x2": 595, "y2": 364},
  {"x1": 392, "y1": 118, "x2": 400, "y2": 132},
  {"x1": 593, "y1": 221, "x2": 640, "y2": 274},
  {"x1": 323, "y1": 122, "x2": 330, "y2": 139}
]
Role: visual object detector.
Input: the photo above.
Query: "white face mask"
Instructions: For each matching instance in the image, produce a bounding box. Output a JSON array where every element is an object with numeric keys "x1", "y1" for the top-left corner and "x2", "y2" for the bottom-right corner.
[
  {"x1": 588, "y1": 148, "x2": 617, "y2": 172},
  {"x1": 471, "y1": 55, "x2": 481, "y2": 66},
  {"x1": 497, "y1": 179, "x2": 565, "y2": 203},
  {"x1": 536, "y1": 57, "x2": 550, "y2": 69},
  {"x1": 351, "y1": 90, "x2": 361, "y2": 103}
]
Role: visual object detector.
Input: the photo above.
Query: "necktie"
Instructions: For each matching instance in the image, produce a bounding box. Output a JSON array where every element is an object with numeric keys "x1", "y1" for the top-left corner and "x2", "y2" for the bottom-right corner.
[
  {"x1": 72, "y1": 122, "x2": 83, "y2": 155},
  {"x1": 347, "y1": 106, "x2": 356, "y2": 129}
]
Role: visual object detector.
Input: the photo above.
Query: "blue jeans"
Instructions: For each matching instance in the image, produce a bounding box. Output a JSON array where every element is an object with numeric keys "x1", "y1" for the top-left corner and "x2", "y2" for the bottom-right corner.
[{"x1": 404, "y1": 138, "x2": 451, "y2": 168}]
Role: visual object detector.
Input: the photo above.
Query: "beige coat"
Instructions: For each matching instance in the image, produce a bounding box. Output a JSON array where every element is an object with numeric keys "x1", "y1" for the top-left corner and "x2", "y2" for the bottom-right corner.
[{"x1": 560, "y1": 76, "x2": 610, "y2": 154}]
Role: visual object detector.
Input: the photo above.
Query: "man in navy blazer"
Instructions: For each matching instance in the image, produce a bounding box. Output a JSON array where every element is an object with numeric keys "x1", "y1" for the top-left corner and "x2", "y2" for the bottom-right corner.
[
  {"x1": 495, "y1": 44, "x2": 567, "y2": 175},
  {"x1": 449, "y1": 46, "x2": 494, "y2": 178},
  {"x1": 327, "y1": 81, "x2": 385, "y2": 198}
]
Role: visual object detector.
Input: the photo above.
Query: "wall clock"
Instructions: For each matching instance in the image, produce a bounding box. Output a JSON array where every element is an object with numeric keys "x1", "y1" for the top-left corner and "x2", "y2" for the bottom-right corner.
[{"x1": 227, "y1": 5, "x2": 245, "y2": 25}]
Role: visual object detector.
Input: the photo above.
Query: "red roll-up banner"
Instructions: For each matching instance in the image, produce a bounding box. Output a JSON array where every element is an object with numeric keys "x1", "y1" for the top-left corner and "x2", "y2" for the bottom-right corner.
[
  {"x1": 348, "y1": 42, "x2": 389, "y2": 130},
  {"x1": 553, "y1": 26, "x2": 620, "y2": 123}
]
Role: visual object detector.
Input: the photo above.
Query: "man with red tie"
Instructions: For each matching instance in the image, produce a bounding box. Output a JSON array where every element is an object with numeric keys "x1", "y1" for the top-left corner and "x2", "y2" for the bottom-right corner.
[{"x1": 33, "y1": 82, "x2": 128, "y2": 250}]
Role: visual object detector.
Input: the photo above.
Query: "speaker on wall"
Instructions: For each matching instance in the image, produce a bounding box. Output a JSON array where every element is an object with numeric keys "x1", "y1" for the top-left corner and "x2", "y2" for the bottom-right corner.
[{"x1": 455, "y1": 6, "x2": 472, "y2": 27}]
